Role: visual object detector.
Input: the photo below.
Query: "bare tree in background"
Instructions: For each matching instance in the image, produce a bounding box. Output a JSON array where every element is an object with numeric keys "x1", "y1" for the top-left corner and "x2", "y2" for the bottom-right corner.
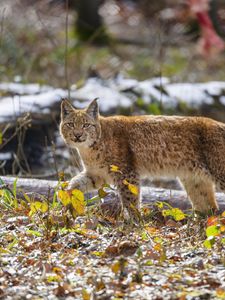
[{"x1": 69, "y1": 0, "x2": 107, "y2": 43}]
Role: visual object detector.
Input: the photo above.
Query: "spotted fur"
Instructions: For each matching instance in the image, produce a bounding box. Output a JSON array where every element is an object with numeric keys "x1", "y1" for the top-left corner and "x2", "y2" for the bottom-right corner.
[{"x1": 60, "y1": 99, "x2": 225, "y2": 218}]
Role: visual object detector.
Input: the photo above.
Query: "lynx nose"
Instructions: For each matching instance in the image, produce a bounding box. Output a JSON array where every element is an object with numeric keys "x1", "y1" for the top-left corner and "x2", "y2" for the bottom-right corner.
[{"x1": 74, "y1": 133, "x2": 82, "y2": 139}]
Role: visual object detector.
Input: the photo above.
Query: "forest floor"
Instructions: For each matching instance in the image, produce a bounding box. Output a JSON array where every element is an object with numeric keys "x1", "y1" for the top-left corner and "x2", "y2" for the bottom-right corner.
[{"x1": 0, "y1": 184, "x2": 225, "y2": 300}]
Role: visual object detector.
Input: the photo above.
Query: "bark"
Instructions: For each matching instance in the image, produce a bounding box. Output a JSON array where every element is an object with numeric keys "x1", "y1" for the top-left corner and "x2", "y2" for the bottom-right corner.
[{"x1": 1, "y1": 176, "x2": 225, "y2": 212}]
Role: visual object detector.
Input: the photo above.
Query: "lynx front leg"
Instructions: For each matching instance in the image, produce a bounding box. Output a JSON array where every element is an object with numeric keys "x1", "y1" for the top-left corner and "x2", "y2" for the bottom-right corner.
[
  {"x1": 113, "y1": 171, "x2": 141, "y2": 222},
  {"x1": 179, "y1": 176, "x2": 218, "y2": 213},
  {"x1": 68, "y1": 171, "x2": 104, "y2": 192}
]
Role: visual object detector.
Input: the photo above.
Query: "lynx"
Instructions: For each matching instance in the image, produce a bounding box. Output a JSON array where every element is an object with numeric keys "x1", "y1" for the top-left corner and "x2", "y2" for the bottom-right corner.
[{"x1": 60, "y1": 98, "x2": 223, "y2": 219}]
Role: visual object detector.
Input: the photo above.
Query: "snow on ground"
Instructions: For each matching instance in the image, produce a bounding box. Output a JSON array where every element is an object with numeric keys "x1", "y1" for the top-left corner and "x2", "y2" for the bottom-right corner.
[{"x1": 0, "y1": 77, "x2": 225, "y2": 122}]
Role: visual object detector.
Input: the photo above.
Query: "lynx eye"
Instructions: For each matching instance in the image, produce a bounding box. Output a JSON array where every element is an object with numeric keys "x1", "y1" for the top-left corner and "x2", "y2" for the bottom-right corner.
[
  {"x1": 66, "y1": 122, "x2": 74, "y2": 128},
  {"x1": 83, "y1": 123, "x2": 91, "y2": 129}
]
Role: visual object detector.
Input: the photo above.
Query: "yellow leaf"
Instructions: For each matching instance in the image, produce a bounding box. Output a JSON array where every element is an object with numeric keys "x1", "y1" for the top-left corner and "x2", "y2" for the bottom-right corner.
[
  {"x1": 29, "y1": 201, "x2": 48, "y2": 215},
  {"x1": 154, "y1": 243, "x2": 162, "y2": 252},
  {"x1": 162, "y1": 208, "x2": 186, "y2": 221},
  {"x1": 53, "y1": 267, "x2": 63, "y2": 274},
  {"x1": 58, "y1": 190, "x2": 71, "y2": 206},
  {"x1": 169, "y1": 273, "x2": 182, "y2": 280},
  {"x1": 82, "y1": 289, "x2": 91, "y2": 300},
  {"x1": 111, "y1": 261, "x2": 120, "y2": 274},
  {"x1": 71, "y1": 189, "x2": 85, "y2": 215},
  {"x1": 33, "y1": 201, "x2": 42, "y2": 210},
  {"x1": 123, "y1": 179, "x2": 129, "y2": 185},
  {"x1": 91, "y1": 251, "x2": 104, "y2": 257},
  {"x1": 40, "y1": 202, "x2": 48, "y2": 213},
  {"x1": 123, "y1": 180, "x2": 139, "y2": 195},
  {"x1": 216, "y1": 288, "x2": 225, "y2": 299},
  {"x1": 72, "y1": 189, "x2": 84, "y2": 201},
  {"x1": 222, "y1": 211, "x2": 225, "y2": 217},
  {"x1": 110, "y1": 165, "x2": 121, "y2": 173},
  {"x1": 145, "y1": 227, "x2": 158, "y2": 234},
  {"x1": 46, "y1": 275, "x2": 61, "y2": 282},
  {"x1": 220, "y1": 225, "x2": 225, "y2": 232},
  {"x1": 30, "y1": 201, "x2": 42, "y2": 215},
  {"x1": 128, "y1": 183, "x2": 139, "y2": 195}
]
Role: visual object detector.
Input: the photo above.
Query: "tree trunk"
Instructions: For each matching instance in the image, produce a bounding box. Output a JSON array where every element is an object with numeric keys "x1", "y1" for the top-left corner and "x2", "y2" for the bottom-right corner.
[{"x1": 74, "y1": 0, "x2": 107, "y2": 43}]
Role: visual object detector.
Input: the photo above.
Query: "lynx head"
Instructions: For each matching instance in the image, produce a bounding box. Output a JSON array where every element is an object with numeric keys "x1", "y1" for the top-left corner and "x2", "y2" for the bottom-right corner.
[{"x1": 60, "y1": 98, "x2": 101, "y2": 148}]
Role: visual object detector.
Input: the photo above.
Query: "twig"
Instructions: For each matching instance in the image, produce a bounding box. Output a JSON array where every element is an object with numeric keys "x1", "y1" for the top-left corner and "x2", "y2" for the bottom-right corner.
[
  {"x1": 65, "y1": 0, "x2": 70, "y2": 98},
  {"x1": 51, "y1": 141, "x2": 59, "y2": 180},
  {"x1": 0, "y1": 114, "x2": 31, "y2": 149},
  {"x1": 35, "y1": 9, "x2": 58, "y2": 48},
  {"x1": 0, "y1": 7, "x2": 6, "y2": 48}
]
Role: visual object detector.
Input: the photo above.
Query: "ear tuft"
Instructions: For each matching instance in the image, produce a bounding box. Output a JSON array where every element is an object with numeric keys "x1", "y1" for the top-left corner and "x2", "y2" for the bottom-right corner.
[
  {"x1": 61, "y1": 99, "x2": 74, "y2": 117},
  {"x1": 86, "y1": 98, "x2": 99, "y2": 119}
]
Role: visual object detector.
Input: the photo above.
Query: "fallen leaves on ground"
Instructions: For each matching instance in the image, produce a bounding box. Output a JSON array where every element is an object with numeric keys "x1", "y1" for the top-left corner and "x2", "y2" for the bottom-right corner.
[{"x1": 0, "y1": 201, "x2": 225, "y2": 300}]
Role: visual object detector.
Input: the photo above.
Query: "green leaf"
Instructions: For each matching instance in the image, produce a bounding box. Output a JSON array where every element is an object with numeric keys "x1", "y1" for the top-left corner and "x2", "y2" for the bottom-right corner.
[
  {"x1": 23, "y1": 192, "x2": 31, "y2": 203},
  {"x1": 12, "y1": 179, "x2": 18, "y2": 208},
  {"x1": 0, "y1": 247, "x2": 10, "y2": 254},
  {"x1": 147, "y1": 103, "x2": 161, "y2": 115},
  {"x1": 206, "y1": 225, "x2": 220, "y2": 237},
  {"x1": 141, "y1": 231, "x2": 148, "y2": 241},
  {"x1": 98, "y1": 188, "x2": 108, "y2": 198},
  {"x1": 156, "y1": 202, "x2": 164, "y2": 209},
  {"x1": 7, "y1": 238, "x2": 18, "y2": 250},
  {"x1": 0, "y1": 177, "x2": 5, "y2": 185},
  {"x1": 86, "y1": 195, "x2": 101, "y2": 204},
  {"x1": 204, "y1": 236, "x2": 215, "y2": 249},
  {"x1": 26, "y1": 230, "x2": 42, "y2": 237},
  {"x1": 154, "y1": 237, "x2": 163, "y2": 244},
  {"x1": 0, "y1": 177, "x2": 14, "y2": 204},
  {"x1": 13, "y1": 178, "x2": 18, "y2": 198},
  {"x1": 162, "y1": 208, "x2": 186, "y2": 221}
]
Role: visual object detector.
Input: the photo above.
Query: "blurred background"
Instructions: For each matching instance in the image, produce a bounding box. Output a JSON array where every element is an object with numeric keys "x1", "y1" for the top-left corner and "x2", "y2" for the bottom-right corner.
[
  {"x1": 0, "y1": 0, "x2": 225, "y2": 181},
  {"x1": 1, "y1": 0, "x2": 225, "y2": 84}
]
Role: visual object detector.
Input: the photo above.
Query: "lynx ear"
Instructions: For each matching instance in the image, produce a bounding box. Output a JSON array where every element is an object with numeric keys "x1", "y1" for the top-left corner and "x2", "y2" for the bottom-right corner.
[
  {"x1": 61, "y1": 99, "x2": 74, "y2": 118},
  {"x1": 86, "y1": 98, "x2": 99, "y2": 119}
]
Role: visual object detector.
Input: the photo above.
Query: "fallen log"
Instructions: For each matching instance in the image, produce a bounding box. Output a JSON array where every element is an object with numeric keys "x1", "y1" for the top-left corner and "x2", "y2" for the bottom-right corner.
[{"x1": 0, "y1": 176, "x2": 225, "y2": 212}]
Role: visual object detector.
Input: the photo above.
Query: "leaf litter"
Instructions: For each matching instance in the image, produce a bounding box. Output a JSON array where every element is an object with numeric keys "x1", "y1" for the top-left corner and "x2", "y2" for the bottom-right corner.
[{"x1": 0, "y1": 184, "x2": 225, "y2": 300}]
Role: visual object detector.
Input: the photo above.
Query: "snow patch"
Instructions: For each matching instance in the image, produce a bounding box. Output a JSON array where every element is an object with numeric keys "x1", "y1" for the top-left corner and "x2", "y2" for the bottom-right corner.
[
  {"x1": 0, "y1": 82, "x2": 53, "y2": 95},
  {"x1": 71, "y1": 78, "x2": 131, "y2": 112}
]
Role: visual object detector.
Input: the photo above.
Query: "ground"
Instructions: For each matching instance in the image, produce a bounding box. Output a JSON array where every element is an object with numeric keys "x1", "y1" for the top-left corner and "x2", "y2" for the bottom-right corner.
[{"x1": 0, "y1": 186, "x2": 225, "y2": 300}]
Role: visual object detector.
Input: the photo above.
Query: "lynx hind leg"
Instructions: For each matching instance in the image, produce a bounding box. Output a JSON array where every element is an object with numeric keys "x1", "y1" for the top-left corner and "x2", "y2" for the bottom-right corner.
[
  {"x1": 179, "y1": 176, "x2": 218, "y2": 213},
  {"x1": 212, "y1": 173, "x2": 225, "y2": 192}
]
